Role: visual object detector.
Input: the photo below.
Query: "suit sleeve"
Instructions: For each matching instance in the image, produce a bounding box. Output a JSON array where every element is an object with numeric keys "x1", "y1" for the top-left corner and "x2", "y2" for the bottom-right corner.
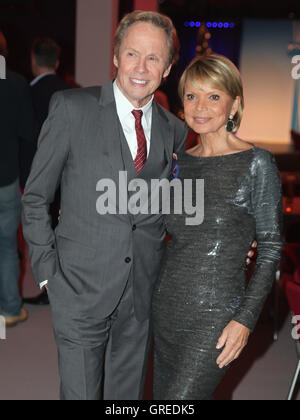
[
  {"x1": 22, "y1": 91, "x2": 70, "y2": 286},
  {"x1": 173, "y1": 117, "x2": 188, "y2": 154},
  {"x1": 232, "y1": 151, "x2": 284, "y2": 331},
  {"x1": 18, "y1": 79, "x2": 39, "y2": 188}
]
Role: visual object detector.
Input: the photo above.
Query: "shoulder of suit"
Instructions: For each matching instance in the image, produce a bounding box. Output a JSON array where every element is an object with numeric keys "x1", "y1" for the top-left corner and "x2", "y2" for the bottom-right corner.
[
  {"x1": 5, "y1": 70, "x2": 29, "y2": 87},
  {"x1": 53, "y1": 86, "x2": 102, "y2": 104},
  {"x1": 155, "y1": 103, "x2": 185, "y2": 128}
]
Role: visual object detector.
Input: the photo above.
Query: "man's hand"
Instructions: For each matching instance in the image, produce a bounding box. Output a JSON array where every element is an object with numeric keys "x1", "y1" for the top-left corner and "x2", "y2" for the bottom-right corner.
[
  {"x1": 246, "y1": 240, "x2": 257, "y2": 265},
  {"x1": 216, "y1": 320, "x2": 250, "y2": 369}
]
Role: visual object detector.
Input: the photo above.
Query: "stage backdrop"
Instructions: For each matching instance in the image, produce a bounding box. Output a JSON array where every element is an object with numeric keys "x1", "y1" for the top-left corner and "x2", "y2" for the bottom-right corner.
[{"x1": 238, "y1": 19, "x2": 296, "y2": 147}]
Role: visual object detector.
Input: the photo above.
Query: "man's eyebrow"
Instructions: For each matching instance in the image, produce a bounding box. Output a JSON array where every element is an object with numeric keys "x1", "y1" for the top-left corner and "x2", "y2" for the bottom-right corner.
[
  {"x1": 124, "y1": 47, "x2": 139, "y2": 53},
  {"x1": 124, "y1": 47, "x2": 162, "y2": 58}
]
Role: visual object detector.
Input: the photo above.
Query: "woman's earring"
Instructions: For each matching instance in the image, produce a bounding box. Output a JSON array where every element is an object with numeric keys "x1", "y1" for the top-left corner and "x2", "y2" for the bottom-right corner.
[{"x1": 226, "y1": 115, "x2": 236, "y2": 133}]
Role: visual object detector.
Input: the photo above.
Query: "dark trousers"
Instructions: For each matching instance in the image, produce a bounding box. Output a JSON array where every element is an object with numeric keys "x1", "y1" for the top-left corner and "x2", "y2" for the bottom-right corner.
[
  {"x1": 0, "y1": 179, "x2": 22, "y2": 316},
  {"x1": 49, "y1": 275, "x2": 152, "y2": 400}
]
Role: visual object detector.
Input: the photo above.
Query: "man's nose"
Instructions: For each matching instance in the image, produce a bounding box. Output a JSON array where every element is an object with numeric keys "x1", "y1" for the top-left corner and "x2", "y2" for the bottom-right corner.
[{"x1": 135, "y1": 58, "x2": 147, "y2": 73}]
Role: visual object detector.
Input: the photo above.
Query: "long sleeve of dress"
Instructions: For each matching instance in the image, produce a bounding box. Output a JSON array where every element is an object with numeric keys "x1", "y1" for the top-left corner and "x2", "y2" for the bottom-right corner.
[{"x1": 233, "y1": 149, "x2": 284, "y2": 331}]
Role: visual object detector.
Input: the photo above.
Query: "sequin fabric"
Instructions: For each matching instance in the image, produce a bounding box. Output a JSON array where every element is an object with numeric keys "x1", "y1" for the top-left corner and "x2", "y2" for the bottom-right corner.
[{"x1": 152, "y1": 147, "x2": 283, "y2": 400}]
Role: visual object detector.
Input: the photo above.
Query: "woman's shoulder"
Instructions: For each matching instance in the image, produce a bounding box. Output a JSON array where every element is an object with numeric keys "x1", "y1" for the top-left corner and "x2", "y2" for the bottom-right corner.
[
  {"x1": 250, "y1": 147, "x2": 281, "y2": 184},
  {"x1": 251, "y1": 146, "x2": 277, "y2": 166}
]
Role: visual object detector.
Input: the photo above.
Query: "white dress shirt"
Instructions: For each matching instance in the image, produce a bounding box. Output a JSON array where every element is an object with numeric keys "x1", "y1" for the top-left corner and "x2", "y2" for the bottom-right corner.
[
  {"x1": 113, "y1": 80, "x2": 153, "y2": 159},
  {"x1": 40, "y1": 81, "x2": 154, "y2": 289}
]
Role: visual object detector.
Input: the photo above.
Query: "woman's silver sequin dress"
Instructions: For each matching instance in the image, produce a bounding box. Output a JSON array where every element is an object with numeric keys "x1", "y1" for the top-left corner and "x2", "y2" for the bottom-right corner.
[{"x1": 152, "y1": 147, "x2": 283, "y2": 400}]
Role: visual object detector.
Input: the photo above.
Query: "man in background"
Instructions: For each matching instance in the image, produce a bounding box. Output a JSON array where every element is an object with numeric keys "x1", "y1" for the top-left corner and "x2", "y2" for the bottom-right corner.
[
  {"x1": 30, "y1": 37, "x2": 72, "y2": 130},
  {"x1": 0, "y1": 30, "x2": 36, "y2": 327},
  {"x1": 23, "y1": 37, "x2": 72, "y2": 306}
]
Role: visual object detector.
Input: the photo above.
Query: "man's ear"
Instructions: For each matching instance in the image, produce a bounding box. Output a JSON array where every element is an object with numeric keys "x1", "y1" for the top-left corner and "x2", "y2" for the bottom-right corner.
[
  {"x1": 113, "y1": 54, "x2": 119, "y2": 69},
  {"x1": 163, "y1": 63, "x2": 172, "y2": 79}
]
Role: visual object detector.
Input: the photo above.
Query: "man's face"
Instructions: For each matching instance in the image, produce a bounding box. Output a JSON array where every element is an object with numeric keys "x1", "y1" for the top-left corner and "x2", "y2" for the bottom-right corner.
[{"x1": 114, "y1": 22, "x2": 172, "y2": 108}]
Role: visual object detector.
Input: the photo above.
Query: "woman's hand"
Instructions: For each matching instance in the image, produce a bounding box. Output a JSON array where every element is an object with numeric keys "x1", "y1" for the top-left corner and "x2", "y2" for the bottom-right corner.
[{"x1": 216, "y1": 320, "x2": 250, "y2": 369}]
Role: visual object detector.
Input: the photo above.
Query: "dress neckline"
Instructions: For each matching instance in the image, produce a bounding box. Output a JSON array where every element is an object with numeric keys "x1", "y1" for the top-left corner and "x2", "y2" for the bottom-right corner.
[{"x1": 184, "y1": 146, "x2": 256, "y2": 160}]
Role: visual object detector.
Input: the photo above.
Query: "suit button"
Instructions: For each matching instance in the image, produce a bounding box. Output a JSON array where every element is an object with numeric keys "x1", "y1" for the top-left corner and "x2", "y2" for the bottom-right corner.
[
  {"x1": 125, "y1": 257, "x2": 131, "y2": 264},
  {"x1": 132, "y1": 225, "x2": 137, "y2": 231}
]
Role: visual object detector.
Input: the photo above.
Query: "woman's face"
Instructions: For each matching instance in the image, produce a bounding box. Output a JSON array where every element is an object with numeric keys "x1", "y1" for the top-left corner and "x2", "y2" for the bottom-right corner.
[{"x1": 183, "y1": 78, "x2": 239, "y2": 135}]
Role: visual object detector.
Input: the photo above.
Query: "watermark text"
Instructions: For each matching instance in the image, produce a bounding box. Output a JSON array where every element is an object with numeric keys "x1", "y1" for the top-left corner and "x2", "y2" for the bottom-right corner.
[
  {"x1": 0, "y1": 316, "x2": 6, "y2": 340},
  {"x1": 0, "y1": 54, "x2": 6, "y2": 79},
  {"x1": 292, "y1": 55, "x2": 300, "y2": 80},
  {"x1": 96, "y1": 171, "x2": 204, "y2": 226},
  {"x1": 291, "y1": 315, "x2": 300, "y2": 340}
]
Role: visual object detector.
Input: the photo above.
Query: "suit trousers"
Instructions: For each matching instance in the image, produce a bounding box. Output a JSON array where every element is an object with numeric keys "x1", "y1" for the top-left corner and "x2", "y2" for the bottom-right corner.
[
  {"x1": 48, "y1": 273, "x2": 152, "y2": 400},
  {"x1": 0, "y1": 179, "x2": 22, "y2": 317}
]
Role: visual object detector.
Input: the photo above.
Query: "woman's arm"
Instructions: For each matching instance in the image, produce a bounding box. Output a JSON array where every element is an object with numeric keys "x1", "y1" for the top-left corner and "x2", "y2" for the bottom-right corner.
[
  {"x1": 216, "y1": 149, "x2": 283, "y2": 368},
  {"x1": 232, "y1": 149, "x2": 284, "y2": 331}
]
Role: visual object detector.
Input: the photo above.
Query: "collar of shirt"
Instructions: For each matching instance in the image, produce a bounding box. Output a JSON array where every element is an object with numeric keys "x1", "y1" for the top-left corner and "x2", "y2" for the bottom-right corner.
[
  {"x1": 113, "y1": 80, "x2": 153, "y2": 132},
  {"x1": 30, "y1": 72, "x2": 56, "y2": 87}
]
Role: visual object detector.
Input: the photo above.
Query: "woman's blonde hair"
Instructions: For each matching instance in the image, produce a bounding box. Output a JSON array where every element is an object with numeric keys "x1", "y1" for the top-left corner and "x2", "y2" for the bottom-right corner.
[{"x1": 178, "y1": 54, "x2": 244, "y2": 132}]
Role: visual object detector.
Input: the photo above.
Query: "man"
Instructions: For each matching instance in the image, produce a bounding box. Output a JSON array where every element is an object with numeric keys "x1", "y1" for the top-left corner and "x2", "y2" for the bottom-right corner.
[
  {"x1": 30, "y1": 37, "x2": 73, "y2": 131},
  {"x1": 22, "y1": 11, "x2": 186, "y2": 400},
  {"x1": 23, "y1": 37, "x2": 72, "y2": 306},
  {"x1": 0, "y1": 30, "x2": 36, "y2": 327}
]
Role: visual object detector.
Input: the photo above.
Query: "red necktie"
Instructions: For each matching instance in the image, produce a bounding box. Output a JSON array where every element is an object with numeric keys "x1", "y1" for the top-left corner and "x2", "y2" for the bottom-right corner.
[{"x1": 132, "y1": 110, "x2": 147, "y2": 174}]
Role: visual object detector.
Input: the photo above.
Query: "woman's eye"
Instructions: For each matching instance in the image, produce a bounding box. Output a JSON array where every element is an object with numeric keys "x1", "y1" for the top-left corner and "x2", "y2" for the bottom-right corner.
[
  {"x1": 210, "y1": 94, "x2": 220, "y2": 101},
  {"x1": 186, "y1": 94, "x2": 195, "y2": 100}
]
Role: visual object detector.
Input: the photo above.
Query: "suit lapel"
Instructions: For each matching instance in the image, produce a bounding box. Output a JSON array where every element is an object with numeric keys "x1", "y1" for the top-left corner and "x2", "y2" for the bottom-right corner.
[
  {"x1": 96, "y1": 82, "x2": 125, "y2": 179},
  {"x1": 151, "y1": 102, "x2": 173, "y2": 177}
]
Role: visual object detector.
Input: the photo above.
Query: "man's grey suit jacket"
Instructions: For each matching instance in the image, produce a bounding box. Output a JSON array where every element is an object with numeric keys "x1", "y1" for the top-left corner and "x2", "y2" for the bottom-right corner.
[{"x1": 22, "y1": 81, "x2": 187, "y2": 322}]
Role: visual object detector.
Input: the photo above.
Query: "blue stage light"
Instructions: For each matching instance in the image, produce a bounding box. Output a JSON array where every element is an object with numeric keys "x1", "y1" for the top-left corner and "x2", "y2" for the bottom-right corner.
[{"x1": 184, "y1": 20, "x2": 235, "y2": 29}]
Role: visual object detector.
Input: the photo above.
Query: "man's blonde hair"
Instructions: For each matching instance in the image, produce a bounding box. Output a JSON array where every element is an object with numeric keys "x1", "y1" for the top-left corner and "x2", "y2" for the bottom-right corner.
[
  {"x1": 178, "y1": 54, "x2": 244, "y2": 132},
  {"x1": 114, "y1": 10, "x2": 180, "y2": 67}
]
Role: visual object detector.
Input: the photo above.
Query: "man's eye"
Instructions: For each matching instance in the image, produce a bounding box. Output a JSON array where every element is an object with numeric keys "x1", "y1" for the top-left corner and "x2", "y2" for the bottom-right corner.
[{"x1": 149, "y1": 56, "x2": 157, "y2": 61}]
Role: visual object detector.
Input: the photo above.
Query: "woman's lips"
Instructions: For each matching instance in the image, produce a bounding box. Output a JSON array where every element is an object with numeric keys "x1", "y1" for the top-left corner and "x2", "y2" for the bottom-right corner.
[{"x1": 193, "y1": 117, "x2": 211, "y2": 124}]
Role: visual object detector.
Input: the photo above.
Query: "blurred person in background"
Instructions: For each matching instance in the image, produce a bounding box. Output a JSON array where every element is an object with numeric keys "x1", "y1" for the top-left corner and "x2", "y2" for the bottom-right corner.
[{"x1": 0, "y1": 30, "x2": 36, "y2": 327}]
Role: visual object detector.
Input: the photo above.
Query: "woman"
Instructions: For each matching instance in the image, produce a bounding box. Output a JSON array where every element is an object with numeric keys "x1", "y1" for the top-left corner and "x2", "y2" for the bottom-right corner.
[{"x1": 152, "y1": 54, "x2": 283, "y2": 400}]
